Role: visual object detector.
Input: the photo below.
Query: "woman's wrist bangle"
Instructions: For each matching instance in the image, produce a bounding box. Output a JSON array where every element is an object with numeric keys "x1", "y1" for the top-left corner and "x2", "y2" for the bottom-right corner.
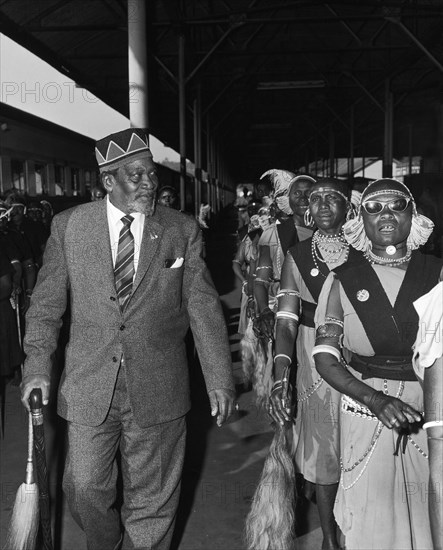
[
  {"x1": 273, "y1": 353, "x2": 292, "y2": 365},
  {"x1": 423, "y1": 420, "x2": 443, "y2": 430}
]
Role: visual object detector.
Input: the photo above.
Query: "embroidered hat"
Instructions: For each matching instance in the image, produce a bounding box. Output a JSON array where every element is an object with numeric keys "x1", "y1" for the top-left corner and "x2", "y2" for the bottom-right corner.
[{"x1": 95, "y1": 128, "x2": 152, "y2": 172}]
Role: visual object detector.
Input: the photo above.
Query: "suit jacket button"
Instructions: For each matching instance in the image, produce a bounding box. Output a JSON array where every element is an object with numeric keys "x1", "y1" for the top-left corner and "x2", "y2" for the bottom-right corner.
[
  {"x1": 112, "y1": 356, "x2": 118, "y2": 362},
  {"x1": 120, "y1": 324, "x2": 125, "y2": 331},
  {"x1": 110, "y1": 296, "x2": 116, "y2": 301}
]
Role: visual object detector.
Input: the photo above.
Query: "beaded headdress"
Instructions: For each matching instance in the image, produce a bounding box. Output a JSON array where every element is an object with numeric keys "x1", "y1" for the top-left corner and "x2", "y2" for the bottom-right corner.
[{"x1": 343, "y1": 178, "x2": 434, "y2": 251}]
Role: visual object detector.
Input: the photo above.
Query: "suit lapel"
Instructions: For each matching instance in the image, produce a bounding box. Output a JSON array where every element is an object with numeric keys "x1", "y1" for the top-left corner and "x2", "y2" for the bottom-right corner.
[
  {"x1": 131, "y1": 211, "x2": 164, "y2": 296},
  {"x1": 91, "y1": 200, "x2": 116, "y2": 294}
]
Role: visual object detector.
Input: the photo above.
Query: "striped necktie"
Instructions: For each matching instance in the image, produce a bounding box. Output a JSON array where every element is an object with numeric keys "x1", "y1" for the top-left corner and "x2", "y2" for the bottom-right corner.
[{"x1": 115, "y1": 215, "x2": 134, "y2": 310}]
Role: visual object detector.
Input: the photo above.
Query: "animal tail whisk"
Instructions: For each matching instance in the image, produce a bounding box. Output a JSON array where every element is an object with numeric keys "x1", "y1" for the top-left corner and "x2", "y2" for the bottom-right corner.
[{"x1": 245, "y1": 422, "x2": 296, "y2": 550}]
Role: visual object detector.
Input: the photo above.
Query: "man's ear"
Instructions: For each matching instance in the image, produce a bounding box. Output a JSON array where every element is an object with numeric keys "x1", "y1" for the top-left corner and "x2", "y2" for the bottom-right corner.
[{"x1": 102, "y1": 173, "x2": 114, "y2": 194}]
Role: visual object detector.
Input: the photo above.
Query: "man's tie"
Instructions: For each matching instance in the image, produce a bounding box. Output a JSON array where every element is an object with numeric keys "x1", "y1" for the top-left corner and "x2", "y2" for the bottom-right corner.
[{"x1": 115, "y1": 215, "x2": 135, "y2": 310}]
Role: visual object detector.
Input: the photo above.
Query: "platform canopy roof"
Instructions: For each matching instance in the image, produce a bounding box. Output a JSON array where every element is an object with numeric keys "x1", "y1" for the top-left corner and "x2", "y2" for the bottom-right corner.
[{"x1": 1, "y1": 0, "x2": 442, "y2": 181}]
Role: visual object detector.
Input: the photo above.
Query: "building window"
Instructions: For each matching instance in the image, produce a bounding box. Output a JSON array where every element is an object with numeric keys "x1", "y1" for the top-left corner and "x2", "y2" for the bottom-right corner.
[
  {"x1": 11, "y1": 158, "x2": 26, "y2": 192},
  {"x1": 54, "y1": 165, "x2": 65, "y2": 195},
  {"x1": 84, "y1": 170, "x2": 91, "y2": 193},
  {"x1": 35, "y1": 163, "x2": 47, "y2": 195},
  {"x1": 71, "y1": 168, "x2": 79, "y2": 196}
]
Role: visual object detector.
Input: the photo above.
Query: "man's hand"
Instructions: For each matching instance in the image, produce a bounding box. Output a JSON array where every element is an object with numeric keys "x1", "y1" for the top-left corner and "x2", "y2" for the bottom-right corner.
[
  {"x1": 21, "y1": 374, "x2": 50, "y2": 412},
  {"x1": 208, "y1": 388, "x2": 236, "y2": 427}
]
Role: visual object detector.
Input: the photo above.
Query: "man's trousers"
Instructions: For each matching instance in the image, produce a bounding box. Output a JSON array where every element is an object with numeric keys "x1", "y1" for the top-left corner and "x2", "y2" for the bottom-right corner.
[{"x1": 63, "y1": 364, "x2": 187, "y2": 550}]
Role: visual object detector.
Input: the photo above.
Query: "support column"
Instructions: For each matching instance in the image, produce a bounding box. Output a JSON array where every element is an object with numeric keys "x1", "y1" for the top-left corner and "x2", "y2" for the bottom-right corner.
[
  {"x1": 329, "y1": 126, "x2": 335, "y2": 177},
  {"x1": 26, "y1": 159, "x2": 36, "y2": 196},
  {"x1": 206, "y1": 117, "x2": 213, "y2": 212},
  {"x1": 0, "y1": 154, "x2": 12, "y2": 194},
  {"x1": 193, "y1": 86, "x2": 202, "y2": 217},
  {"x1": 383, "y1": 79, "x2": 393, "y2": 178},
  {"x1": 128, "y1": 0, "x2": 148, "y2": 128},
  {"x1": 179, "y1": 31, "x2": 186, "y2": 212},
  {"x1": 349, "y1": 105, "x2": 355, "y2": 177},
  {"x1": 78, "y1": 168, "x2": 86, "y2": 196},
  {"x1": 64, "y1": 166, "x2": 72, "y2": 197},
  {"x1": 46, "y1": 163, "x2": 56, "y2": 196}
]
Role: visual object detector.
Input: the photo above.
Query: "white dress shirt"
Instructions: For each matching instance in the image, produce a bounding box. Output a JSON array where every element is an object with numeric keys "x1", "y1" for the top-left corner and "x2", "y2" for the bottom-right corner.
[{"x1": 106, "y1": 195, "x2": 145, "y2": 275}]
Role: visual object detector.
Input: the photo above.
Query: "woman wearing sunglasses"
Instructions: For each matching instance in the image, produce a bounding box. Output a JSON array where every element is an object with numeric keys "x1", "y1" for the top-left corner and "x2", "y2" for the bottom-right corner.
[{"x1": 312, "y1": 178, "x2": 442, "y2": 549}]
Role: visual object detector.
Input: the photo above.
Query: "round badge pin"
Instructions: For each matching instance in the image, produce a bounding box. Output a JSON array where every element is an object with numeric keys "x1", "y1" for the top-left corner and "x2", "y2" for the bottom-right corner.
[
  {"x1": 310, "y1": 268, "x2": 319, "y2": 277},
  {"x1": 386, "y1": 245, "x2": 396, "y2": 256},
  {"x1": 356, "y1": 289, "x2": 370, "y2": 302}
]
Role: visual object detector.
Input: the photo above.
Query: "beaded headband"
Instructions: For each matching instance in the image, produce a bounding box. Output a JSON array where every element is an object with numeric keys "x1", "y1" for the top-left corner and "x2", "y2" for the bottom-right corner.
[{"x1": 309, "y1": 186, "x2": 348, "y2": 203}]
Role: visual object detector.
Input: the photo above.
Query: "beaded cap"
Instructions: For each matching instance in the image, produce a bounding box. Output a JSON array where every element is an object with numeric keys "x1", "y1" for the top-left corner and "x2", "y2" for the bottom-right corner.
[{"x1": 95, "y1": 128, "x2": 152, "y2": 172}]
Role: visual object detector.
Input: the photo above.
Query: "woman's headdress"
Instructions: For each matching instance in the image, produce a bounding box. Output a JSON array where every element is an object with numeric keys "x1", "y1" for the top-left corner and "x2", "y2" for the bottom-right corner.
[
  {"x1": 343, "y1": 178, "x2": 434, "y2": 251},
  {"x1": 260, "y1": 169, "x2": 296, "y2": 215}
]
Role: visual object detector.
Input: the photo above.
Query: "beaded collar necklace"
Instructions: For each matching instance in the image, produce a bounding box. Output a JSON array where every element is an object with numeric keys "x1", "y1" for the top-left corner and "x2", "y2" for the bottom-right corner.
[
  {"x1": 364, "y1": 246, "x2": 412, "y2": 266},
  {"x1": 310, "y1": 230, "x2": 349, "y2": 277}
]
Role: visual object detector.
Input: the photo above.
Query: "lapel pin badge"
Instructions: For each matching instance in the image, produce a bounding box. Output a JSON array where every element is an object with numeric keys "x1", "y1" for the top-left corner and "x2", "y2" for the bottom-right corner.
[
  {"x1": 150, "y1": 233, "x2": 158, "y2": 240},
  {"x1": 356, "y1": 289, "x2": 370, "y2": 302}
]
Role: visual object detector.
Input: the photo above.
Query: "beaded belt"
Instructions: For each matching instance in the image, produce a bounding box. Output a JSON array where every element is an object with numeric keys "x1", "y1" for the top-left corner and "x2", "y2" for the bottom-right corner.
[{"x1": 341, "y1": 394, "x2": 378, "y2": 421}]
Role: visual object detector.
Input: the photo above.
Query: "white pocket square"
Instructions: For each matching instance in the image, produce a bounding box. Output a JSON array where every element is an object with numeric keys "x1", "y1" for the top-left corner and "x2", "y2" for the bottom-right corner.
[{"x1": 170, "y1": 257, "x2": 184, "y2": 268}]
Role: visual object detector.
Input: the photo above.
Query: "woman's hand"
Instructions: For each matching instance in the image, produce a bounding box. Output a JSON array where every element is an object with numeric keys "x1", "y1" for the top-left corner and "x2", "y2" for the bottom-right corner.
[
  {"x1": 366, "y1": 390, "x2": 422, "y2": 429},
  {"x1": 246, "y1": 296, "x2": 255, "y2": 319},
  {"x1": 268, "y1": 376, "x2": 292, "y2": 426},
  {"x1": 258, "y1": 307, "x2": 275, "y2": 340}
]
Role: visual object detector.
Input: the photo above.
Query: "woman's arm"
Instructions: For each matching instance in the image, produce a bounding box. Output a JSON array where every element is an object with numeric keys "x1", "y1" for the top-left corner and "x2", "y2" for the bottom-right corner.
[
  {"x1": 254, "y1": 244, "x2": 274, "y2": 339},
  {"x1": 232, "y1": 239, "x2": 247, "y2": 286},
  {"x1": 269, "y1": 253, "x2": 300, "y2": 424},
  {"x1": 314, "y1": 277, "x2": 421, "y2": 429}
]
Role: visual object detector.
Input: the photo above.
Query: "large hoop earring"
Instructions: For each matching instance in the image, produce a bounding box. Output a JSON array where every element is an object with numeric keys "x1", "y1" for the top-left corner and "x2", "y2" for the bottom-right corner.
[{"x1": 304, "y1": 209, "x2": 314, "y2": 227}]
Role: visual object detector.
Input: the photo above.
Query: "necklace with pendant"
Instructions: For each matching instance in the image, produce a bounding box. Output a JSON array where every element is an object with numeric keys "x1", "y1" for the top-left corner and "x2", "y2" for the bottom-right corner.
[
  {"x1": 364, "y1": 246, "x2": 412, "y2": 266},
  {"x1": 310, "y1": 230, "x2": 349, "y2": 277}
]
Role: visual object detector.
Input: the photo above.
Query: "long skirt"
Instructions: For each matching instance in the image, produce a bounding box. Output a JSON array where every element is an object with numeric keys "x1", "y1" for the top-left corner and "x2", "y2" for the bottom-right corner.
[
  {"x1": 335, "y1": 371, "x2": 432, "y2": 550},
  {"x1": 292, "y1": 325, "x2": 341, "y2": 485}
]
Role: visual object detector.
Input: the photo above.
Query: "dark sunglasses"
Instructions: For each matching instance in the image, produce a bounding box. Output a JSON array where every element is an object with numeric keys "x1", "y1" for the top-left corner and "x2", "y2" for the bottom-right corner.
[{"x1": 361, "y1": 197, "x2": 411, "y2": 215}]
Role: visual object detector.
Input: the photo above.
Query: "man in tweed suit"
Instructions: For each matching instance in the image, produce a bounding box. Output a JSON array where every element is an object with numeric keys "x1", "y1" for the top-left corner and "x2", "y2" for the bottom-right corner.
[{"x1": 21, "y1": 128, "x2": 235, "y2": 550}]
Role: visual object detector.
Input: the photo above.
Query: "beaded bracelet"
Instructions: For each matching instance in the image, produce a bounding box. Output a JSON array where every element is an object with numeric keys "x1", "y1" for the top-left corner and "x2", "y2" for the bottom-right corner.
[
  {"x1": 273, "y1": 353, "x2": 292, "y2": 365},
  {"x1": 311, "y1": 344, "x2": 341, "y2": 362},
  {"x1": 325, "y1": 316, "x2": 344, "y2": 328},
  {"x1": 255, "y1": 277, "x2": 271, "y2": 285},
  {"x1": 276, "y1": 289, "x2": 301, "y2": 299},
  {"x1": 276, "y1": 311, "x2": 299, "y2": 321},
  {"x1": 423, "y1": 420, "x2": 443, "y2": 430}
]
